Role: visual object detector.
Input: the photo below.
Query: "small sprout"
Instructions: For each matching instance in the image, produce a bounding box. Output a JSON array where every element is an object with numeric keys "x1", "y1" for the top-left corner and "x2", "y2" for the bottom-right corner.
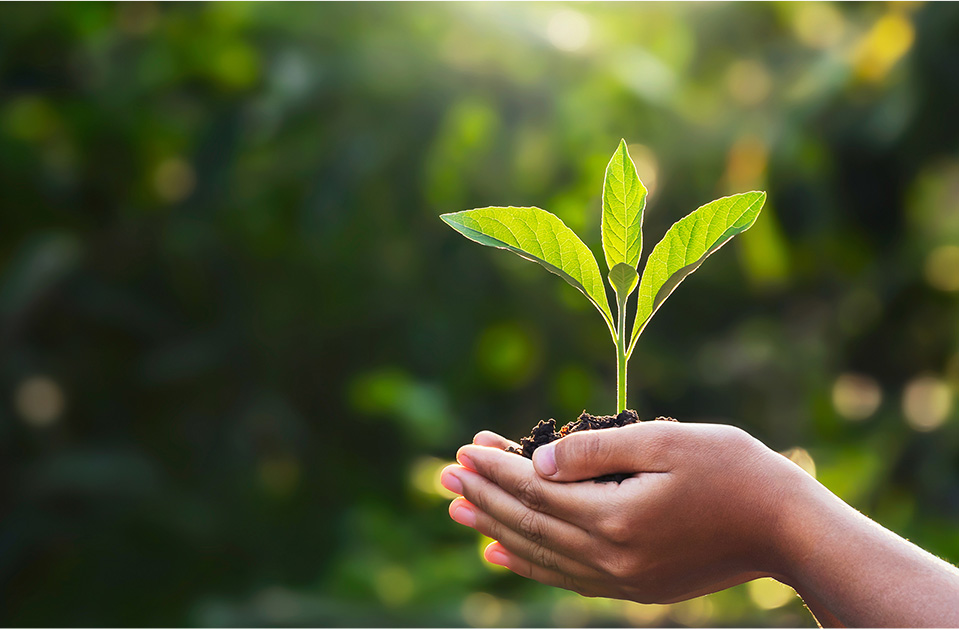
[{"x1": 441, "y1": 140, "x2": 766, "y2": 413}]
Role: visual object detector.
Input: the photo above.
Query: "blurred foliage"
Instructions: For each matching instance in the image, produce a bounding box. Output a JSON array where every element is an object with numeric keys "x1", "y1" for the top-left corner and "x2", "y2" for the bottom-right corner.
[{"x1": 1, "y1": 2, "x2": 959, "y2": 626}]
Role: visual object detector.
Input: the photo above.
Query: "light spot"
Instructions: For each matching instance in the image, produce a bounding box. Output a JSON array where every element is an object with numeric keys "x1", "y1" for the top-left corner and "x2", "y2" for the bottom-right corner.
[
  {"x1": 475, "y1": 322, "x2": 540, "y2": 389},
  {"x1": 348, "y1": 368, "x2": 452, "y2": 446},
  {"x1": 669, "y1": 596, "x2": 713, "y2": 626},
  {"x1": 725, "y1": 136, "x2": 768, "y2": 189},
  {"x1": 409, "y1": 456, "x2": 457, "y2": 499},
  {"x1": 725, "y1": 59, "x2": 773, "y2": 106},
  {"x1": 792, "y1": 3, "x2": 845, "y2": 49},
  {"x1": 614, "y1": 48, "x2": 677, "y2": 104},
  {"x1": 903, "y1": 375, "x2": 953, "y2": 432},
  {"x1": 374, "y1": 565, "x2": 414, "y2": 607},
  {"x1": 852, "y1": 13, "x2": 915, "y2": 82},
  {"x1": 925, "y1": 245, "x2": 959, "y2": 292},
  {"x1": 748, "y1": 577, "x2": 796, "y2": 610},
  {"x1": 154, "y1": 158, "x2": 196, "y2": 203},
  {"x1": 272, "y1": 51, "x2": 311, "y2": 98},
  {"x1": 212, "y1": 42, "x2": 260, "y2": 89},
  {"x1": 832, "y1": 373, "x2": 883, "y2": 421},
  {"x1": 546, "y1": 10, "x2": 590, "y2": 52},
  {"x1": 461, "y1": 592, "x2": 502, "y2": 627},
  {"x1": 781, "y1": 447, "x2": 817, "y2": 479},
  {"x1": 14, "y1": 375, "x2": 65, "y2": 427},
  {"x1": 497, "y1": 600, "x2": 523, "y2": 626}
]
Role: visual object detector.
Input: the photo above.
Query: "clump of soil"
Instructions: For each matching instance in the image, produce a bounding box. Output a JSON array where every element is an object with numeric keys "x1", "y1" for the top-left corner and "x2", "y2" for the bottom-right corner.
[{"x1": 506, "y1": 409, "x2": 676, "y2": 483}]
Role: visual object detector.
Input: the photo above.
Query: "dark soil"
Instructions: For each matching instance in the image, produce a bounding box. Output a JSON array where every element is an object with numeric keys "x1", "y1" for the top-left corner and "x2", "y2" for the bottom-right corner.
[{"x1": 506, "y1": 409, "x2": 677, "y2": 483}]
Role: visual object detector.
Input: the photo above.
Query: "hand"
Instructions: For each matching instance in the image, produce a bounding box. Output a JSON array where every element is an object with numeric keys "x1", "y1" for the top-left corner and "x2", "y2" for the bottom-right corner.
[{"x1": 441, "y1": 421, "x2": 813, "y2": 604}]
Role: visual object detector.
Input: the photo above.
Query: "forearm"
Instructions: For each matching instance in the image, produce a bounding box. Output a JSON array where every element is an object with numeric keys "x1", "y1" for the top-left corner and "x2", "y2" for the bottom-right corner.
[{"x1": 776, "y1": 472, "x2": 959, "y2": 627}]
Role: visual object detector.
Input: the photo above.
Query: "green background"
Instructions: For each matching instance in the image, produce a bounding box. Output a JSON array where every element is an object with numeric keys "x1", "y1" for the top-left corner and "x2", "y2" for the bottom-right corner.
[{"x1": 2, "y1": 2, "x2": 959, "y2": 626}]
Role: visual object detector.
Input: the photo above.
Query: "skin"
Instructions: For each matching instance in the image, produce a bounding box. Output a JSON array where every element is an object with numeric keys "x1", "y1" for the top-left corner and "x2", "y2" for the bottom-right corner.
[{"x1": 440, "y1": 421, "x2": 959, "y2": 628}]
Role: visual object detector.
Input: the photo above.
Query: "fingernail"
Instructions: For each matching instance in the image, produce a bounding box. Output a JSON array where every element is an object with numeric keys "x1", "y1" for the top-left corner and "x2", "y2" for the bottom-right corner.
[
  {"x1": 441, "y1": 469, "x2": 464, "y2": 495},
  {"x1": 457, "y1": 452, "x2": 475, "y2": 470},
  {"x1": 450, "y1": 504, "x2": 476, "y2": 527},
  {"x1": 533, "y1": 444, "x2": 557, "y2": 477},
  {"x1": 486, "y1": 549, "x2": 508, "y2": 566}
]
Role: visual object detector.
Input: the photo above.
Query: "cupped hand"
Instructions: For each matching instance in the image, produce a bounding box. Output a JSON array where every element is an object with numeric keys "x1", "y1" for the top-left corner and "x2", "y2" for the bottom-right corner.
[{"x1": 441, "y1": 421, "x2": 814, "y2": 604}]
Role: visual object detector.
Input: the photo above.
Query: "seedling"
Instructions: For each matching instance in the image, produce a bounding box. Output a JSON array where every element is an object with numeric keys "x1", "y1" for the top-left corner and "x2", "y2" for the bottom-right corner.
[{"x1": 441, "y1": 140, "x2": 765, "y2": 414}]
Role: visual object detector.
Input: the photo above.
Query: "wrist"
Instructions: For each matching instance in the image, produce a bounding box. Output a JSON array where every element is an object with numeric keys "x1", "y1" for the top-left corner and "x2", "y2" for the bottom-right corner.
[
  {"x1": 757, "y1": 451, "x2": 829, "y2": 585},
  {"x1": 764, "y1": 457, "x2": 846, "y2": 595}
]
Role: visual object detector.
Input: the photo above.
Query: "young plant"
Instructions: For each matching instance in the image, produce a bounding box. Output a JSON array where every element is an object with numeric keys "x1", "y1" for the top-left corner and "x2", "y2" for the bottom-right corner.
[{"x1": 441, "y1": 140, "x2": 766, "y2": 414}]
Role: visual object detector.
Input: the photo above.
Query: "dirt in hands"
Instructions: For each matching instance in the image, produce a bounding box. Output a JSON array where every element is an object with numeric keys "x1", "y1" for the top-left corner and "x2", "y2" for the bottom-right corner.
[{"x1": 506, "y1": 409, "x2": 676, "y2": 483}]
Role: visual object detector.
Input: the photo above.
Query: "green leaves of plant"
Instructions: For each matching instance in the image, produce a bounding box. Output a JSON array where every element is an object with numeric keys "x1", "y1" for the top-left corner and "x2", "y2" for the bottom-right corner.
[
  {"x1": 608, "y1": 262, "x2": 638, "y2": 302},
  {"x1": 626, "y1": 191, "x2": 767, "y2": 356},
  {"x1": 602, "y1": 140, "x2": 646, "y2": 275},
  {"x1": 440, "y1": 141, "x2": 766, "y2": 413},
  {"x1": 440, "y1": 207, "x2": 615, "y2": 335}
]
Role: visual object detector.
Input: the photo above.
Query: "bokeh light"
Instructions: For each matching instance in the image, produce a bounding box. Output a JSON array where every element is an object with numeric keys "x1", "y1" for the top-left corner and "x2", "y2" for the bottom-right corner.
[
  {"x1": 747, "y1": 578, "x2": 796, "y2": 611},
  {"x1": 791, "y1": 3, "x2": 846, "y2": 50},
  {"x1": 782, "y1": 447, "x2": 817, "y2": 479},
  {"x1": 373, "y1": 565, "x2": 414, "y2": 607},
  {"x1": 726, "y1": 60, "x2": 773, "y2": 107},
  {"x1": 725, "y1": 136, "x2": 769, "y2": 190},
  {"x1": 409, "y1": 456, "x2": 458, "y2": 500},
  {"x1": 546, "y1": 9, "x2": 591, "y2": 53},
  {"x1": 154, "y1": 158, "x2": 196, "y2": 203},
  {"x1": 832, "y1": 373, "x2": 883, "y2": 421},
  {"x1": 475, "y1": 322, "x2": 542, "y2": 389},
  {"x1": 670, "y1": 596, "x2": 715, "y2": 626},
  {"x1": 851, "y1": 11, "x2": 915, "y2": 82},
  {"x1": 461, "y1": 591, "x2": 503, "y2": 627},
  {"x1": 14, "y1": 375, "x2": 65, "y2": 427},
  {"x1": 902, "y1": 375, "x2": 953, "y2": 432},
  {"x1": 924, "y1": 245, "x2": 959, "y2": 292}
]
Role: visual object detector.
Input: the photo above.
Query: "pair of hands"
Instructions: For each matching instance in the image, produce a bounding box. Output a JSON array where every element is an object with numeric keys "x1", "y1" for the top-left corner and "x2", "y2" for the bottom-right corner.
[{"x1": 440, "y1": 421, "x2": 811, "y2": 605}]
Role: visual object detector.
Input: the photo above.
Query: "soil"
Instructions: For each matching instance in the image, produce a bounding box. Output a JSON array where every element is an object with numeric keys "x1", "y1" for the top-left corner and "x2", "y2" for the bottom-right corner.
[{"x1": 506, "y1": 409, "x2": 677, "y2": 483}]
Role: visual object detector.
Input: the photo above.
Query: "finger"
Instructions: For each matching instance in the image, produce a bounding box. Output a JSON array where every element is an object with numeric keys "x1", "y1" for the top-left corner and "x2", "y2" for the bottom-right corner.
[
  {"x1": 456, "y1": 444, "x2": 615, "y2": 526},
  {"x1": 484, "y1": 542, "x2": 595, "y2": 596},
  {"x1": 448, "y1": 465, "x2": 596, "y2": 545},
  {"x1": 531, "y1": 420, "x2": 682, "y2": 481},
  {"x1": 472, "y1": 430, "x2": 520, "y2": 451},
  {"x1": 440, "y1": 464, "x2": 465, "y2": 495},
  {"x1": 448, "y1": 495, "x2": 599, "y2": 580}
]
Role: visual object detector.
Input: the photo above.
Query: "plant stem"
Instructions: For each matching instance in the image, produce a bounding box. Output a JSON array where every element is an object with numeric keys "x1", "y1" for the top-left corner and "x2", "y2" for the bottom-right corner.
[{"x1": 616, "y1": 296, "x2": 627, "y2": 414}]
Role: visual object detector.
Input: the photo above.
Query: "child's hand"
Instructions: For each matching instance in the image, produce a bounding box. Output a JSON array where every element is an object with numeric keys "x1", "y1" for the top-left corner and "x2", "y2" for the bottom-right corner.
[{"x1": 441, "y1": 421, "x2": 809, "y2": 604}]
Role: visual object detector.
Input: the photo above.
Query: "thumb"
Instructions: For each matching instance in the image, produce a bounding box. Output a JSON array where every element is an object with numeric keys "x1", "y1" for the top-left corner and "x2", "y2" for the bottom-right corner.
[{"x1": 532, "y1": 421, "x2": 677, "y2": 481}]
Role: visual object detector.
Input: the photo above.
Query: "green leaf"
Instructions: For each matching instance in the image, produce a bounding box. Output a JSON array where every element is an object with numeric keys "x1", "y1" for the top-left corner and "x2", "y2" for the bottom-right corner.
[
  {"x1": 608, "y1": 262, "x2": 638, "y2": 301},
  {"x1": 627, "y1": 191, "x2": 766, "y2": 356},
  {"x1": 441, "y1": 206, "x2": 615, "y2": 334},
  {"x1": 601, "y1": 139, "x2": 647, "y2": 272}
]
